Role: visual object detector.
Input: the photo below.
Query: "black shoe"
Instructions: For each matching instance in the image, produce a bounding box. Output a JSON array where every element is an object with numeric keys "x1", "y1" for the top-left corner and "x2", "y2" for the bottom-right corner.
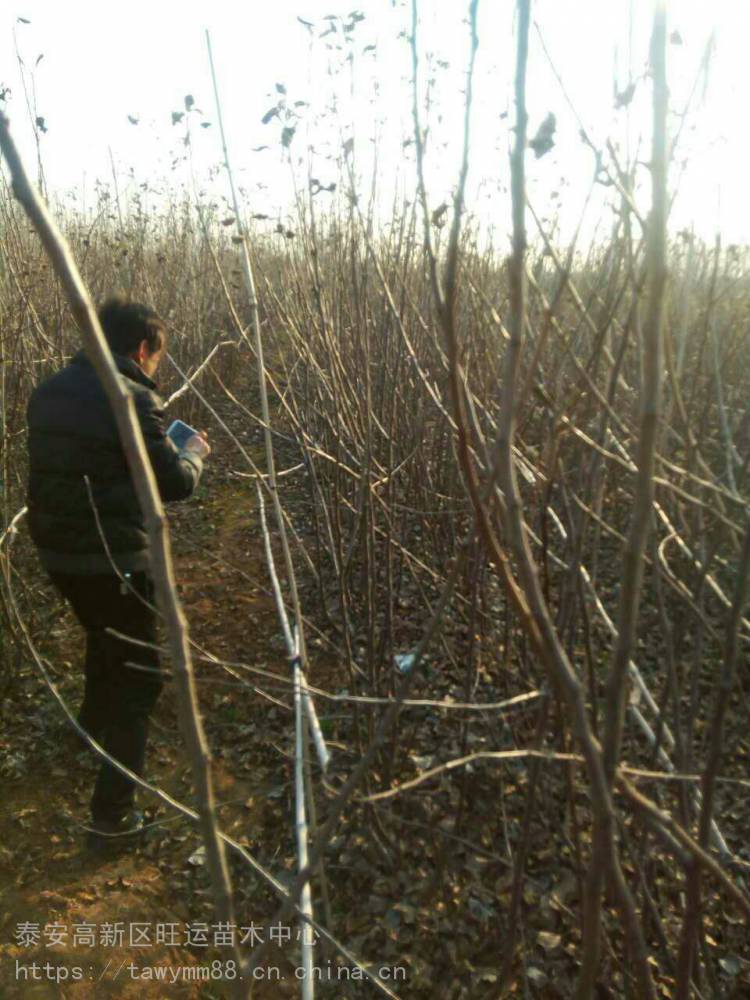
[{"x1": 85, "y1": 810, "x2": 145, "y2": 851}]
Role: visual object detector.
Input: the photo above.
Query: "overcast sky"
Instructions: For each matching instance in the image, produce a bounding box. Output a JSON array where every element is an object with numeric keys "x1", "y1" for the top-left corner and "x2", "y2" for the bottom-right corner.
[{"x1": 1, "y1": 1, "x2": 747, "y2": 246}]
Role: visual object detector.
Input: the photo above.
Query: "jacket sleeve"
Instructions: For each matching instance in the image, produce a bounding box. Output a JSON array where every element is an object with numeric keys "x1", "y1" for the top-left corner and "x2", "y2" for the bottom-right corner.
[{"x1": 135, "y1": 389, "x2": 203, "y2": 502}]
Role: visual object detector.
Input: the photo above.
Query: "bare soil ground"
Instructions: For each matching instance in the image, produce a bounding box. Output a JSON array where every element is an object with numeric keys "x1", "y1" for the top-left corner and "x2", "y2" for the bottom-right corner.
[{"x1": 2, "y1": 372, "x2": 750, "y2": 999}]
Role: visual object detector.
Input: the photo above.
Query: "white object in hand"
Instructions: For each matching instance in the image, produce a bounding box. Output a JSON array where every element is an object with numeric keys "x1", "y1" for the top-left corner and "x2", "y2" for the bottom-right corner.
[{"x1": 184, "y1": 433, "x2": 211, "y2": 459}]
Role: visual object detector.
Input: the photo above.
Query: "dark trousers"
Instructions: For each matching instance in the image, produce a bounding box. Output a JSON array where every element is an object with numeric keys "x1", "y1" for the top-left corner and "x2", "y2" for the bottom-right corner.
[{"x1": 48, "y1": 570, "x2": 164, "y2": 823}]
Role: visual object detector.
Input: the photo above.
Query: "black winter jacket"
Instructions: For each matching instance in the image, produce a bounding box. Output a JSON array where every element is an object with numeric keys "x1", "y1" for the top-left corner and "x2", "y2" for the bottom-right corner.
[{"x1": 26, "y1": 348, "x2": 203, "y2": 574}]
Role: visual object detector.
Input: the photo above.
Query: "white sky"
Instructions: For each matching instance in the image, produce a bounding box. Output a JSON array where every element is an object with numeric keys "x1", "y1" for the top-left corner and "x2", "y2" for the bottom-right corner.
[{"x1": 1, "y1": 1, "x2": 748, "y2": 246}]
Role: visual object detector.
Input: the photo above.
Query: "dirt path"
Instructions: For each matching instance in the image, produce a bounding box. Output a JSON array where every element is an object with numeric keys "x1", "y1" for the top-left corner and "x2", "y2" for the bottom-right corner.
[{"x1": 0, "y1": 391, "x2": 314, "y2": 998}]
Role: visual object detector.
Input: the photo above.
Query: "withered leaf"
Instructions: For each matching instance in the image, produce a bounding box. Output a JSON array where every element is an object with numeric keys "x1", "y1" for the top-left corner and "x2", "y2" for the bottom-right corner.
[
  {"x1": 431, "y1": 202, "x2": 448, "y2": 227},
  {"x1": 615, "y1": 82, "x2": 636, "y2": 109},
  {"x1": 529, "y1": 112, "x2": 556, "y2": 158}
]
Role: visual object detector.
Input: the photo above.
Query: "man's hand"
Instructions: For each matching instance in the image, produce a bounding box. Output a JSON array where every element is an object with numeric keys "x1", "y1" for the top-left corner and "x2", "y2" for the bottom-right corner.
[{"x1": 184, "y1": 430, "x2": 211, "y2": 459}]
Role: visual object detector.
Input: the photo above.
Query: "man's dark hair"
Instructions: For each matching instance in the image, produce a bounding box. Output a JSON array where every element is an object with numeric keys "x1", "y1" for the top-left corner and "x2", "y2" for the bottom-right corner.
[{"x1": 97, "y1": 297, "x2": 166, "y2": 357}]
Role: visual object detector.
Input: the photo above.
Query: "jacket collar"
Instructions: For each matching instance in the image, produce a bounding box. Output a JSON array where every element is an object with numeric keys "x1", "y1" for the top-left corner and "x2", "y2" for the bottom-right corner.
[{"x1": 71, "y1": 347, "x2": 158, "y2": 391}]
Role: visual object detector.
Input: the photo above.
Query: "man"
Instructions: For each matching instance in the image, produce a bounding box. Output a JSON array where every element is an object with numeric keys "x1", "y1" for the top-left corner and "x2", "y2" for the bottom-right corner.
[{"x1": 26, "y1": 296, "x2": 210, "y2": 846}]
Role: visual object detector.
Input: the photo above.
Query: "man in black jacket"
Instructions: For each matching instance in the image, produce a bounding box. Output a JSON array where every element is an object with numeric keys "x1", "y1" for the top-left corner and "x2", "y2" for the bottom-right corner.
[{"x1": 26, "y1": 297, "x2": 210, "y2": 844}]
